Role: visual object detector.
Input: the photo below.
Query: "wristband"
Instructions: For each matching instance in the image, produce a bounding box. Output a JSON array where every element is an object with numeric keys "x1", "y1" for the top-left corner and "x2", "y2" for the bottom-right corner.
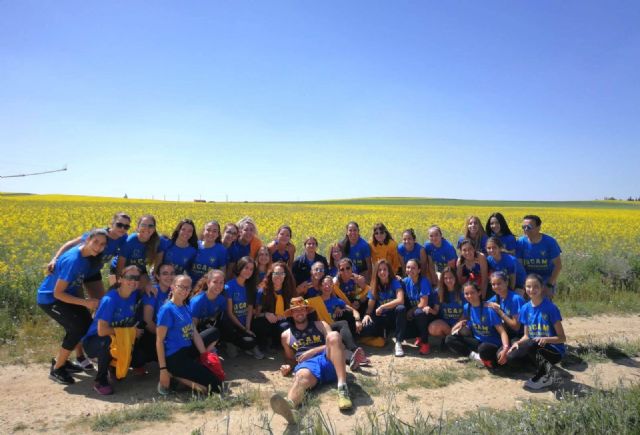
[{"x1": 159, "y1": 367, "x2": 167, "y2": 371}]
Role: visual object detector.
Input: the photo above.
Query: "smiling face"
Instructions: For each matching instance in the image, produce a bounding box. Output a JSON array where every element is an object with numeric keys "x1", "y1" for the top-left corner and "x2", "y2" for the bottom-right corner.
[
  {"x1": 338, "y1": 259, "x2": 353, "y2": 280},
  {"x1": 203, "y1": 222, "x2": 220, "y2": 244},
  {"x1": 157, "y1": 264, "x2": 176, "y2": 288},
  {"x1": 467, "y1": 217, "x2": 481, "y2": 236},
  {"x1": 491, "y1": 275, "x2": 508, "y2": 297},
  {"x1": 463, "y1": 283, "x2": 480, "y2": 305},
  {"x1": 206, "y1": 271, "x2": 225, "y2": 297},
  {"x1": 428, "y1": 228, "x2": 442, "y2": 247},
  {"x1": 171, "y1": 275, "x2": 192, "y2": 304},
  {"x1": 257, "y1": 246, "x2": 271, "y2": 266},
  {"x1": 304, "y1": 238, "x2": 317, "y2": 255},
  {"x1": 321, "y1": 276, "x2": 333, "y2": 296},
  {"x1": 486, "y1": 240, "x2": 500, "y2": 258},
  {"x1": 240, "y1": 222, "x2": 256, "y2": 243},
  {"x1": 373, "y1": 225, "x2": 387, "y2": 243},
  {"x1": 443, "y1": 270, "x2": 457, "y2": 291},
  {"x1": 311, "y1": 262, "x2": 325, "y2": 281},
  {"x1": 178, "y1": 222, "x2": 194, "y2": 244},
  {"x1": 402, "y1": 231, "x2": 415, "y2": 250},
  {"x1": 86, "y1": 234, "x2": 107, "y2": 256},
  {"x1": 276, "y1": 227, "x2": 291, "y2": 245},
  {"x1": 137, "y1": 216, "x2": 156, "y2": 242},
  {"x1": 376, "y1": 262, "x2": 390, "y2": 283},
  {"x1": 118, "y1": 266, "x2": 141, "y2": 296},
  {"x1": 461, "y1": 243, "x2": 475, "y2": 261},
  {"x1": 347, "y1": 223, "x2": 359, "y2": 244},
  {"x1": 111, "y1": 215, "x2": 131, "y2": 238},
  {"x1": 525, "y1": 276, "x2": 544, "y2": 300},
  {"x1": 522, "y1": 218, "x2": 540, "y2": 238},
  {"x1": 222, "y1": 224, "x2": 238, "y2": 245},
  {"x1": 239, "y1": 261, "x2": 255, "y2": 280},
  {"x1": 330, "y1": 245, "x2": 342, "y2": 262},
  {"x1": 405, "y1": 260, "x2": 419, "y2": 280},
  {"x1": 271, "y1": 265, "x2": 286, "y2": 288}
]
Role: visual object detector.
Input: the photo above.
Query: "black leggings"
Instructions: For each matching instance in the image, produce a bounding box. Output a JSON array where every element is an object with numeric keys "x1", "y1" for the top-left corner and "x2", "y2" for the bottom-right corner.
[
  {"x1": 166, "y1": 345, "x2": 221, "y2": 394},
  {"x1": 220, "y1": 316, "x2": 256, "y2": 350},
  {"x1": 252, "y1": 316, "x2": 289, "y2": 348},
  {"x1": 507, "y1": 338, "x2": 562, "y2": 377},
  {"x1": 444, "y1": 334, "x2": 501, "y2": 365},
  {"x1": 402, "y1": 309, "x2": 434, "y2": 342},
  {"x1": 39, "y1": 302, "x2": 93, "y2": 351}
]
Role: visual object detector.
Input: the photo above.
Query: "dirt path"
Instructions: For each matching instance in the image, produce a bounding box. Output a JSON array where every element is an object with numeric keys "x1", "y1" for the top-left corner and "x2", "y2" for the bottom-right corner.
[{"x1": 2, "y1": 314, "x2": 640, "y2": 434}]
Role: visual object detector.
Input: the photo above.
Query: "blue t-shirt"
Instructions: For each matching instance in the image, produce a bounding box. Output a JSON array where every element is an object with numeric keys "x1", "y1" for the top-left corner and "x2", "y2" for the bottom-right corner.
[
  {"x1": 402, "y1": 276, "x2": 431, "y2": 306},
  {"x1": 516, "y1": 234, "x2": 562, "y2": 282},
  {"x1": 424, "y1": 238, "x2": 457, "y2": 273},
  {"x1": 227, "y1": 240, "x2": 251, "y2": 263},
  {"x1": 439, "y1": 290, "x2": 465, "y2": 326},
  {"x1": 114, "y1": 233, "x2": 164, "y2": 272},
  {"x1": 142, "y1": 284, "x2": 171, "y2": 322},
  {"x1": 190, "y1": 242, "x2": 228, "y2": 284},
  {"x1": 367, "y1": 278, "x2": 402, "y2": 314},
  {"x1": 518, "y1": 298, "x2": 565, "y2": 356},
  {"x1": 457, "y1": 234, "x2": 488, "y2": 254},
  {"x1": 157, "y1": 301, "x2": 193, "y2": 356},
  {"x1": 488, "y1": 291, "x2": 525, "y2": 335},
  {"x1": 85, "y1": 288, "x2": 140, "y2": 338},
  {"x1": 347, "y1": 238, "x2": 371, "y2": 273},
  {"x1": 37, "y1": 247, "x2": 89, "y2": 305},
  {"x1": 464, "y1": 303, "x2": 503, "y2": 346},
  {"x1": 397, "y1": 243, "x2": 424, "y2": 265},
  {"x1": 162, "y1": 241, "x2": 197, "y2": 275},
  {"x1": 81, "y1": 229, "x2": 127, "y2": 274},
  {"x1": 271, "y1": 246, "x2": 290, "y2": 263},
  {"x1": 487, "y1": 253, "x2": 517, "y2": 277},
  {"x1": 338, "y1": 279, "x2": 359, "y2": 301},
  {"x1": 498, "y1": 234, "x2": 517, "y2": 252},
  {"x1": 323, "y1": 295, "x2": 347, "y2": 317},
  {"x1": 225, "y1": 279, "x2": 250, "y2": 325},
  {"x1": 189, "y1": 291, "x2": 226, "y2": 321}
]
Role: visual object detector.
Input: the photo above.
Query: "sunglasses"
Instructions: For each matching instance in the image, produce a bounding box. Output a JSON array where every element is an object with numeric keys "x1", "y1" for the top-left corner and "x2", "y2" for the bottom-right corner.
[
  {"x1": 339, "y1": 266, "x2": 352, "y2": 272},
  {"x1": 114, "y1": 222, "x2": 131, "y2": 230},
  {"x1": 522, "y1": 224, "x2": 534, "y2": 231},
  {"x1": 139, "y1": 223, "x2": 155, "y2": 229},
  {"x1": 272, "y1": 272, "x2": 286, "y2": 277},
  {"x1": 123, "y1": 274, "x2": 141, "y2": 281}
]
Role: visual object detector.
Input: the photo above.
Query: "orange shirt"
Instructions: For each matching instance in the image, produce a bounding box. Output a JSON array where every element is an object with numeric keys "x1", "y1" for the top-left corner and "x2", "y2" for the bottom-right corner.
[{"x1": 369, "y1": 239, "x2": 401, "y2": 273}]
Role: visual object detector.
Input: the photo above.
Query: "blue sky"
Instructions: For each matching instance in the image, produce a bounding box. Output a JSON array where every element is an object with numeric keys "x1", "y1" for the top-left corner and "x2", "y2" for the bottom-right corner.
[{"x1": 1, "y1": 1, "x2": 638, "y2": 201}]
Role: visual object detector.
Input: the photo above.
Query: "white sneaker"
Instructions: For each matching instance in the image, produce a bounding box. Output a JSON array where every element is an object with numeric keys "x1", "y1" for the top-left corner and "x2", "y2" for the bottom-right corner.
[
  {"x1": 468, "y1": 351, "x2": 481, "y2": 361},
  {"x1": 394, "y1": 341, "x2": 404, "y2": 357},
  {"x1": 525, "y1": 375, "x2": 553, "y2": 390}
]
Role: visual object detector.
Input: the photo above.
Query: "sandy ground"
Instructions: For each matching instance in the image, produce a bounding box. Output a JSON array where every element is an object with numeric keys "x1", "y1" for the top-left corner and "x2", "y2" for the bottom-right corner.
[{"x1": 2, "y1": 314, "x2": 639, "y2": 434}]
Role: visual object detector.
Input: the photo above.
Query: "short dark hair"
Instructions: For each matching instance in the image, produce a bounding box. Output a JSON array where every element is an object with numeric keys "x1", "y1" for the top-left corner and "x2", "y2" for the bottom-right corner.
[{"x1": 523, "y1": 215, "x2": 542, "y2": 226}]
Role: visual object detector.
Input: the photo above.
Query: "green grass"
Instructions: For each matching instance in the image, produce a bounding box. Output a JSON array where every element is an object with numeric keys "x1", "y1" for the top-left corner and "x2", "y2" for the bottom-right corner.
[
  {"x1": 90, "y1": 402, "x2": 173, "y2": 432},
  {"x1": 355, "y1": 373, "x2": 383, "y2": 396},
  {"x1": 568, "y1": 338, "x2": 640, "y2": 364},
  {"x1": 182, "y1": 386, "x2": 262, "y2": 413},
  {"x1": 397, "y1": 365, "x2": 479, "y2": 391}
]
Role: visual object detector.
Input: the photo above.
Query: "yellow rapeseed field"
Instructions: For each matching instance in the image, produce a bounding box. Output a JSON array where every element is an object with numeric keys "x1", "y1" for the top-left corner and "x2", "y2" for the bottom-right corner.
[{"x1": 1, "y1": 194, "x2": 639, "y2": 281}]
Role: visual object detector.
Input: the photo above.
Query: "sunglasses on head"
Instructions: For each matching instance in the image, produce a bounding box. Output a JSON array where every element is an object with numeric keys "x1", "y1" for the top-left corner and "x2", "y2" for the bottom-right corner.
[
  {"x1": 123, "y1": 274, "x2": 141, "y2": 281},
  {"x1": 114, "y1": 222, "x2": 131, "y2": 230}
]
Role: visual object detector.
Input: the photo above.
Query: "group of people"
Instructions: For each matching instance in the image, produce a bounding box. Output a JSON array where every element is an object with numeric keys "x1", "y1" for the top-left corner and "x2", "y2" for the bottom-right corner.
[{"x1": 37, "y1": 211, "x2": 566, "y2": 423}]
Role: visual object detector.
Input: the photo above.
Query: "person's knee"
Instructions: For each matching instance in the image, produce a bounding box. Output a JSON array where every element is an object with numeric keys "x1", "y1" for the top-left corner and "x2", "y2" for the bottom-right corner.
[
  {"x1": 326, "y1": 331, "x2": 341, "y2": 347},
  {"x1": 395, "y1": 304, "x2": 406, "y2": 314}
]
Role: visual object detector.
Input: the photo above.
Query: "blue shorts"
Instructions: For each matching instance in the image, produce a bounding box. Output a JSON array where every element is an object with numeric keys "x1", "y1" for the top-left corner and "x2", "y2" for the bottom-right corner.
[{"x1": 294, "y1": 352, "x2": 337, "y2": 385}]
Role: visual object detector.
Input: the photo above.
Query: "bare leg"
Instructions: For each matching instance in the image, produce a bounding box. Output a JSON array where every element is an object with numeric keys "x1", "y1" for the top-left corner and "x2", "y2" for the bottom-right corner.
[
  {"x1": 54, "y1": 348, "x2": 72, "y2": 369},
  {"x1": 175, "y1": 376, "x2": 208, "y2": 394},
  {"x1": 74, "y1": 343, "x2": 85, "y2": 359},
  {"x1": 324, "y1": 331, "x2": 347, "y2": 384},
  {"x1": 428, "y1": 319, "x2": 451, "y2": 337},
  {"x1": 287, "y1": 369, "x2": 318, "y2": 406}
]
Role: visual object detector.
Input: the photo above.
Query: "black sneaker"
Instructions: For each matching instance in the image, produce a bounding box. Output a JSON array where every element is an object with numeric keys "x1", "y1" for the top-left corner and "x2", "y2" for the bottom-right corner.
[
  {"x1": 49, "y1": 361, "x2": 75, "y2": 385},
  {"x1": 63, "y1": 360, "x2": 84, "y2": 373}
]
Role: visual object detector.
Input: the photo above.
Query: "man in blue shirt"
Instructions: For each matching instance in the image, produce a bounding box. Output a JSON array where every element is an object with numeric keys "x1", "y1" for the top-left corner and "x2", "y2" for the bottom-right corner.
[{"x1": 516, "y1": 215, "x2": 562, "y2": 296}]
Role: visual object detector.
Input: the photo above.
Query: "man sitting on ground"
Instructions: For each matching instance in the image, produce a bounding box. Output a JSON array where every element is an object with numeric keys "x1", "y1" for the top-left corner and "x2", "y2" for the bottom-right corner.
[{"x1": 270, "y1": 297, "x2": 352, "y2": 424}]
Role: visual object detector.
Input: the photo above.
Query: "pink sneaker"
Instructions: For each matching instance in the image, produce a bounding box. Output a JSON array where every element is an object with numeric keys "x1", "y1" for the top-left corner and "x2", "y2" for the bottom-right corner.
[
  {"x1": 414, "y1": 338, "x2": 422, "y2": 346},
  {"x1": 419, "y1": 343, "x2": 431, "y2": 355},
  {"x1": 94, "y1": 382, "x2": 114, "y2": 395}
]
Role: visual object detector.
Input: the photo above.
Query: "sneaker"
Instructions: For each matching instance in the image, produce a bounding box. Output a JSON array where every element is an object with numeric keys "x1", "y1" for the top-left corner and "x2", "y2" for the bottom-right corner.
[
  {"x1": 337, "y1": 384, "x2": 353, "y2": 411},
  {"x1": 468, "y1": 351, "x2": 481, "y2": 361},
  {"x1": 157, "y1": 382, "x2": 171, "y2": 396},
  {"x1": 525, "y1": 375, "x2": 553, "y2": 390},
  {"x1": 76, "y1": 356, "x2": 95, "y2": 372},
  {"x1": 49, "y1": 359, "x2": 75, "y2": 385},
  {"x1": 93, "y1": 382, "x2": 114, "y2": 395},
  {"x1": 419, "y1": 343, "x2": 431, "y2": 355},
  {"x1": 414, "y1": 337, "x2": 422, "y2": 346},
  {"x1": 63, "y1": 360, "x2": 84, "y2": 373},
  {"x1": 226, "y1": 343, "x2": 238, "y2": 358},
  {"x1": 270, "y1": 394, "x2": 298, "y2": 425},
  {"x1": 394, "y1": 341, "x2": 404, "y2": 357},
  {"x1": 349, "y1": 347, "x2": 366, "y2": 371}
]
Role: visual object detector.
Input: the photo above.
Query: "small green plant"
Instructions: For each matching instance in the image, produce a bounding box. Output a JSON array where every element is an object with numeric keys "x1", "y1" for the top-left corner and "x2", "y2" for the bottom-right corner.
[
  {"x1": 90, "y1": 402, "x2": 173, "y2": 432},
  {"x1": 397, "y1": 365, "x2": 479, "y2": 391}
]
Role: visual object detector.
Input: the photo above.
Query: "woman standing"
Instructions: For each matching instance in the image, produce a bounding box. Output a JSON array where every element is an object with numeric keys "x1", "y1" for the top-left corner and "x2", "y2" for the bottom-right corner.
[
  {"x1": 360, "y1": 259, "x2": 406, "y2": 357},
  {"x1": 445, "y1": 282, "x2": 510, "y2": 369},
  {"x1": 227, "y1": 217, "x2": 263, "y2": 275},
  {"x1": 162, "y1": 219, "x2": 198, "y2": 275},
  {"x1": 156, "y1": 274, "x2": 222, "y2": 395},
  {"x1": 190, "y1": 220, "x2": 227, "y2": 284},
  {"x1": 47, "y1": 212, "x2": 131, "y2": 297},
  {"x1": 507, "y1": 274, "x2": 566, "y2": 390},
  {"x1": 457, "y1": 216, "x2": 488, "y2": 254},
  {"x1": 255, "y1": 245, "x2": 273, "y2": 282},
  {"x1": 340, "y1": 222, "x2": 372, "y2": 281},
  {"x1": 485, "y1": 212, "x2": 517, "y2": 254},
  {"x1": 291, "y1": 236, "x2": 329, "y2": 286},
  {"x1": 267, "y1": 225, "x2": 296, "y2": 269},
  {"x1": 424, "y1": 225, "x2": 458, "y2": 278},
  {"x1": 397, "y1": 228, "x2": 429, "y2": 278},
  {"x1": 369, "y1": 223, "x2": 402, "y2": 275},
  {"x1": 82, "y1": 265, "x2": 142, "y2": 394},
  {"x1": 37, "y1": 229, "x2": 107, "y2": 384}
]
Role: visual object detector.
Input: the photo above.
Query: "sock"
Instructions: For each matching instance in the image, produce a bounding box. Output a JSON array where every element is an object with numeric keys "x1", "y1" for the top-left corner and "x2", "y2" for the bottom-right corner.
[{"x1": 337, "y1": 381, "x2": 346, "y2": 388}]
